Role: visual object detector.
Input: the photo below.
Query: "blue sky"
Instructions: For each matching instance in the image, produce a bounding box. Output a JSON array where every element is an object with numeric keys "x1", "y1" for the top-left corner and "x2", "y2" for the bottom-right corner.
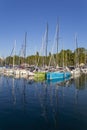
[{"x1": 0, "y1": 0, "x2": 87, "y2": 57}]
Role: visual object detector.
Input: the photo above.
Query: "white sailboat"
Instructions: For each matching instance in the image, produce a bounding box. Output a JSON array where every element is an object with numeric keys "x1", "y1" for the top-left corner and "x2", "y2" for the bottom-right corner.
[{"x1": 70, "y1": 34, "x2": 81, "y2": 77}]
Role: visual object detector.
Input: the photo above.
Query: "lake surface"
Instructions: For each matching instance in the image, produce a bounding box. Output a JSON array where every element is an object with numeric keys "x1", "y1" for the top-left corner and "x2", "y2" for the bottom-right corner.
[{"x1": 0, "y1": 74, "x2": 87, "y2": 130}]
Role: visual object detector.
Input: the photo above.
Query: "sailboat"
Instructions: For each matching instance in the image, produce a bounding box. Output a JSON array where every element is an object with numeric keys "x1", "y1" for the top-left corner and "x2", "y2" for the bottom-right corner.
[
  {"x1": 14, "y1": 33, "x2": 35, "y2": 78},
  {"x1": 46, "y1": 22, "x2": 71, "y2": 80},
  {"x1": 5, "y1": 41, "x2": 16, "y2": 76},
  {"x1": 70, "y1": 34, "x2": 81, "y2": 77},
  {"x1": 80, "y1": 50, "x2": 87, "y2": 74},
  {"x1": 34, "y1": 23, "x2": 48, "y2": 81}
]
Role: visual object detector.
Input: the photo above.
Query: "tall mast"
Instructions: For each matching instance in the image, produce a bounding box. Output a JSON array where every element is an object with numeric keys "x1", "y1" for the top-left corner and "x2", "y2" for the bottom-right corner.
[
  {"x1": 45, "y1": 23, "x2": 48, "y2": 58},
  {"x1": 24, "y1": 32, "x2": 27, "y2": 66},
  {"x1": 56, "y1": 20, "x2": 59, "y2": 66},
  {"x1": 24, "y1": 32, "x2": 27, "y2": 59},
  {"x1": 56, "y1": 21, "x2": 59, "y2": 54},
  {"x1": 75, "y1": 33, "x2": 78, "y2": 67},
  {"x1": 13, "y1": 40, "x2": 16, "y2": 68}
]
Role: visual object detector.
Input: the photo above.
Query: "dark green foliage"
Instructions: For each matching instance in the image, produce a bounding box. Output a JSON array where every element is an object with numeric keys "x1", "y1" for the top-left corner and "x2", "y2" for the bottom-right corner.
[{"x1": 0, "y1": 47, "x2": 87, "y2": 67}]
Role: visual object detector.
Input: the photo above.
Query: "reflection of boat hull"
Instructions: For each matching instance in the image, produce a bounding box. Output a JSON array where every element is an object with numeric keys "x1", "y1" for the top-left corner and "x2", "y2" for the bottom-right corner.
[
  {"x1": 46, "y1": 71, "x2": 71, "y2": 80},
  {"x1": 46, "y1": 76, "x2": 71, "y2": 85}
]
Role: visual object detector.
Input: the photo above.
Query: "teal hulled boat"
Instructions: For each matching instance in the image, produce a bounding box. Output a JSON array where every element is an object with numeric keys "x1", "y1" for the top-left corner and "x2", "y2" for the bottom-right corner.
[{"x1": 46, "y1": 71, "x2": 71, "y2": 80}]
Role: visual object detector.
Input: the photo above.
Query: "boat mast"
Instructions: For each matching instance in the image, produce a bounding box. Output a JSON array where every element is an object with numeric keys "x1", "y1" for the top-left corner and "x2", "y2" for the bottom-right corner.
[
  {"x1": 62, "y1": 43, "x2": 64, "y2": 68},
  {"x1": 42, "y1": 23, "x2": 48, "y2": 67},
  {"x1": 75, "y1": 34, "x2": 78, "y2": 67},
  {"x1": 56, "y1": 22, "x2": 59, "y2": 54},
  {"x1": 13, "y1": 40, "x2": 16, "y2": 69},
  {"x1": 24, "y1": 32, "x2": 27, "y2": 66},
  {"x1": 24, "y1": 32, "x2": 27, "y2": 59},
  {"x1": 56, "y1": 20, "x2": 59, "y2": 66},
  {"x1": 46, "y1": 23, "x2": 48, "y2": 57}
]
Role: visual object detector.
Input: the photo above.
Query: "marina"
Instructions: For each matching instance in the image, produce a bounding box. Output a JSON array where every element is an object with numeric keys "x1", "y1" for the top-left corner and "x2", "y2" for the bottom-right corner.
[
  {"x1": 0, "y1": 29, "x2": 87, "y2": 129},
  {"x1": 0, "y1": 0, "x2": 87, "y2": 129},
  {"x1": 0, "y1": 64, "x2": 87, "y2": 80}
]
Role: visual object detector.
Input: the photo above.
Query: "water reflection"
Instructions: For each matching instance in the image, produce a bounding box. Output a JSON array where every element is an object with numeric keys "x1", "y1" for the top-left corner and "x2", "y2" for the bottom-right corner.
[
  {"x1": 74, "y1": 74, "x2": 87, "y2": 90},
  {"x1": 46, "y1": 77, "x2": 73, "y2": 88},
  {"x1": 12, "y1": 78, "x2": 16, "y2": 104},
  {"x1": 0, "y1": 74, "x2": 87, "y2": 129}
]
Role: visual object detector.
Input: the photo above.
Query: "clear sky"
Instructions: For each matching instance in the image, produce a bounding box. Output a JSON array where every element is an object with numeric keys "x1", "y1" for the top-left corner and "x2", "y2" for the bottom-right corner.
[{"x1": 0, "y1": 0, "x2": 87, "y2": 57}]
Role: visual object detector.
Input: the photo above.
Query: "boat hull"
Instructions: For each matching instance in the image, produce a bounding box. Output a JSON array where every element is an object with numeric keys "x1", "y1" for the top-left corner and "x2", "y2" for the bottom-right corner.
[
  {"x1": 34, "y1": 72, "x2": 46, "y2": 81},
  {"x1": 46, "y1": 71, "x2": 71, "y2": 80}
]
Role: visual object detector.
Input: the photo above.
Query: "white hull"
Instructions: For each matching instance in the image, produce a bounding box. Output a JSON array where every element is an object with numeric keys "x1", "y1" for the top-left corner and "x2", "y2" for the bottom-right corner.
[{"x1": 71, "y1": 68, "x2": 81, "y2": 76}]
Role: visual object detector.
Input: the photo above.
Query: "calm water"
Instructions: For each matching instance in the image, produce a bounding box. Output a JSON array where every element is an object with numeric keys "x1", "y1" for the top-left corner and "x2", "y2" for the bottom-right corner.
[{"x1": 0, "y1": 75, "x2": 87, "y2": 130}]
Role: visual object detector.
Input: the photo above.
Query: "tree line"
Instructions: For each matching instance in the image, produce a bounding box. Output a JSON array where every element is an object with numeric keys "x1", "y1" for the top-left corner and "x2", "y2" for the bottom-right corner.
[{"x1": 0, "y1": 47, "x2": 87, "y2": 67}]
